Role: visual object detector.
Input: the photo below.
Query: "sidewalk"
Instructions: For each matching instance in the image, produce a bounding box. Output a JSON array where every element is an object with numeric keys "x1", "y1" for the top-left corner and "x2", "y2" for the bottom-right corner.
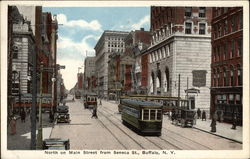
[
  {"x1": 104, "y1": 99, "x2": 242, "y2": 143},
  {"x1": 7, "y1": 113, "x2": 54, "y2": 150},
  {"x1": 193, "y1": 119, "x2": 242, "y2": 143}
]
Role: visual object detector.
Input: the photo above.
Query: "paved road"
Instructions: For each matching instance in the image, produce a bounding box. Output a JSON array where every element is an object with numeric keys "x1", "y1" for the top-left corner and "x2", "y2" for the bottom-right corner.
[{"x1": 50, "y1": 95, "x2": 242, "y2": 150}]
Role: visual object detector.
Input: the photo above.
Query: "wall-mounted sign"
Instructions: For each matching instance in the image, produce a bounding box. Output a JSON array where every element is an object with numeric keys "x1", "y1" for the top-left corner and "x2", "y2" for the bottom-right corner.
[{"x1": 192, "y1": 70, "x2": 207, "y2": 87}]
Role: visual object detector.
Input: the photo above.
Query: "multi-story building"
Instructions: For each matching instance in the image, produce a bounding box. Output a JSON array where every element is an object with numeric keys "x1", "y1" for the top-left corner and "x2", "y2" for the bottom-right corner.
[
  {"x1": 210, "y1": 7, "x2": 243, "y2": 123},
  {"x1": 11, "y1": 7, "x2": 35, "y2": 96},
  {"x1": 94, "y1": 30, "x2": 129, "y2": 98},
  {"x1": 84, "y1": 57, "x2": 96, "y2": 93},
  {"x1": 145, "y1": 7, "x2": 212, "y2": 112},
  {"x1": 122, "y1": 28, "x2": 151, "y2": 94}
]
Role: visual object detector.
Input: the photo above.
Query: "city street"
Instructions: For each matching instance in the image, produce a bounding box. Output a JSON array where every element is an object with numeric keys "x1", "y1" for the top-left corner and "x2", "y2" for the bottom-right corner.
[{"x1": 50, "y1": 95, "x2": 242, "y2": 150}]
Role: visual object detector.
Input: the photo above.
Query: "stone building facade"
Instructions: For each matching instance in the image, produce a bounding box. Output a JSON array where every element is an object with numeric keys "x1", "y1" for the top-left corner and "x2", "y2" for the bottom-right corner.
[
  {"x1": 84, "y1": 56, "x2": 96, "y2": 93},
  {"x1": 145, "y1": 7, "x2": 212, "y2": 111},
  {"x1": 94, "y1": 30, "x2": 129, "y2": 98},
  {"x1": 11, "y1": 8, "x2": 35, "y2": 96},
  {"x1": 210, "y1": 7, "x2": 243, "y2": 123}
]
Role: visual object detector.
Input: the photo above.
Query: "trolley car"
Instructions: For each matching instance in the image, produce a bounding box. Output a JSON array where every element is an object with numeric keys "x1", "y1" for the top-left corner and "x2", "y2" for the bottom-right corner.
[
  {"x1": 121, "y1": 99, "x2": 163, "y2": 136},
  {"x1": 83, "y1": 93, "x2": 97, "y2": 109}
]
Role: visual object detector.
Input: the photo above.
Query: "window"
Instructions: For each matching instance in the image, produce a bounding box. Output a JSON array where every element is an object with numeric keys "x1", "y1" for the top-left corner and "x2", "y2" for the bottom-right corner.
[
  {"x1": 229, "y1": 94, "x2": 234, "y2": 104},
  {"x1": 199, "y1": 7, "x2": 206, "y2": 17},
  {"x1": 218, "y1": 23, "x2": 221, "y2": 37},
  {"x1": 224, "y1": 20, "x2": 228, "y2": 35},
  {"x1": 217, "y1": 68, "x2": 220, "y2": 86},
  {"x1": 235, "y1": 94, "x2": 241, "y2": 104},
  {"x1": 231, "y1": 16, "x2": 236, "y2": 32},
  {"x1": 214, "y1": 25, "x2": 217, "y2": 39},
  {"x1": 185, "y1": 7, "x2": 192, "y2": 17},
  {"x1": 143, "y1": 109, "x2": 149, "y2": 120},
  {"x1": 162, "y1": 47, "x2": 165, "y2": 58},
  {"x1": 230, "y1": 66, "x2": 234, "y2": 86},
  {"x1": 213, "y1": 69, "x2": 217, "y2": 87},
  {"x1": 223, "y1": 67, "x2": 227, "y2": 86},
  {"x1": 231, "y1": 40, "x2": 235, "y2": 58},
  {"x1": 237, "y1": 38, "x2": 242, "y2": 57},
  {"x1": 199, "y1": 23, "x2": 206, "y2": 35},
  {"x1": 213, "y1": 47, "x2": 216, "y2": 62},
  {"x1": 239, "y1": 13, "x2": 243, "y2": 29},
  {"x1": 13, "y1": 46, "x2": 18, "y2": 59},
  {"x1": 224, "y1": 44, "x2": 227, "y2": 60},
  {"x1": 185, "y1": 22, "x2": 192, "y2": 34},
  {"x1": 237, "y1": 65, "x2": 242, "y2": 86},
  {"x1": 217, "y1": 46, "x2": 220, "y2": 61}
]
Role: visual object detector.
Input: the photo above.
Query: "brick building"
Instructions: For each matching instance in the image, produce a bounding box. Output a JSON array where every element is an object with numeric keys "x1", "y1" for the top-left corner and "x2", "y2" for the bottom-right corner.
[
  {"x1": 210, "y1": 7, "x2": 243, "y2": 123},
  {"x1": 122, "y1": 29, "x2": 151, "y2": 94},
  {"x1": 145, "y1": 7, "x2": 212, "y2": 112}
]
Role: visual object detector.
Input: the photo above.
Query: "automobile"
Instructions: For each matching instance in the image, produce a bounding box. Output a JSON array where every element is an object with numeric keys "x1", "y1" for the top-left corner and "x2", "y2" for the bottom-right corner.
[
  {"x1": 43, "y1": 138, "x2": 70, "y2": 150},
  {"x1": 57, "y1": 105, "x2": 70, "y2": 123}
]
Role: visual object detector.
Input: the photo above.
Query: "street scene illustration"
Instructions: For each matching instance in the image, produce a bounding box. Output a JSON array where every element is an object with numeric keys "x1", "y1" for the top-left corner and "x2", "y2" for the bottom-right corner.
[{"x1": 5, "y1": 5, "x2": 243, "y2": 153}]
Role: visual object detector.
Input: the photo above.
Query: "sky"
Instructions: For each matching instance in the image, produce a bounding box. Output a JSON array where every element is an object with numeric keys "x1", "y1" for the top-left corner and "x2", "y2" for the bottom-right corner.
[{"x1": 43, "y1": 7, "x2": 150, "y2": 90}]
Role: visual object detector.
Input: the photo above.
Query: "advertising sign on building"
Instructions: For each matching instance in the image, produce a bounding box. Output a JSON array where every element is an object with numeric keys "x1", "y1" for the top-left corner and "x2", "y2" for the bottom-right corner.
[{"x1": 192, "y1": 70, "x2": 207, "y2": 87}]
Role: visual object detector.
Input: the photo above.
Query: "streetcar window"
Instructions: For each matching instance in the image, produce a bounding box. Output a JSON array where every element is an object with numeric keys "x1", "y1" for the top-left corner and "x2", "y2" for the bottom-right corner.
[
  {"x1": 157, "y1": 110, "x2": 162, "y2": 120},
  {"x1": 150, "y1": 109, "x2": 156, "y2": 120},
  {"x1": 143, "y1": 109, "x2": 149, "y2": 120}
]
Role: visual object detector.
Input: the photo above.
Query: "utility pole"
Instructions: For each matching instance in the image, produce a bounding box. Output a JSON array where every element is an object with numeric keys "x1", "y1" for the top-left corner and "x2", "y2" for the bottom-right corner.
[
  {"x1": 178, "y1": 74, "x2": 180, "y2": 108},
  {"x1": 30, "y1": 46, "x2": 37, "y2": 149},
  {"x1": 36, "y1": 64, "x2": 43, "y2": 150},
  {"x1": 18, "y1": 71, "x2": 21, "y2": 115}
]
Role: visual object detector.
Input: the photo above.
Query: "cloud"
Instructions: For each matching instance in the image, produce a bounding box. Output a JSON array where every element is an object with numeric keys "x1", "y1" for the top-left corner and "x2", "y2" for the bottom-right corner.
[
  {"x1": 131, "y1": 15, "x2": 150, "y2": 30},
  {"x1": 112, "y1": 15, "x2": 150, "y2": 31},
  {"x1": 57, "y1": 34, "x2": 97, "y2": 89},
  {"x1": 57, "y1": 34, "x2": 96, "y2": 59},
  {"x1": 57, "y1": 13, "x2": 102, "y2": 31}
]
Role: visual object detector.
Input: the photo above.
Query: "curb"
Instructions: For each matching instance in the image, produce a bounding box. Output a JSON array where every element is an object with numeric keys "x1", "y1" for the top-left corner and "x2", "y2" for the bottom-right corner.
[{"x1": 193, "y1": 126, "x2": 242, "y2": 144}]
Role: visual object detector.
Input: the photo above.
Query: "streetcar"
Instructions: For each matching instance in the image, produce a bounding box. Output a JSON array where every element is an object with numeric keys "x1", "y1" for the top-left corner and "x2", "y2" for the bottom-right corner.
[
  {"x1": 121, "y1": 99, "x2": 163, "y2": 136},
  {"x1": 173, "y1": 107, "x2": 196, "y2": 127},
  {"x1": 83, "y1": 93, "x2": 97, "y2": 109}
]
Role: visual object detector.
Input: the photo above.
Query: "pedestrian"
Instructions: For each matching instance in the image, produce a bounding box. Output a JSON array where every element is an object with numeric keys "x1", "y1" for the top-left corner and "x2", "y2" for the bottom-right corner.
[
  {"x1": 91, "y1": 105, "x2": 98, "y2": 119},
  {"x1": 49, "y1": 111, "x2": 54, "y2": 123},
  {"x1": 202, "y1": 110, "x2": 206, "y2": 121},
  {"x1": 217, "y1": 110, "x2": 221, "y2": 122},
  {"x1": 231, "y1": 112, "x2": 237, "y2": 130},
  {"x1": 210, "y1": 113, "x2": 217, "y2": 132},
  {"x1": 10, "y1": 116, "x2": 17, "y2": 135},
  {"x1": 197, "y1": 108, "x2": 201, "y2": 119},
  {"x1": 99, "y1": 98, "x2": 102, "y2": 106},
  {"x1": 20, "y1": 109, "x2": 26, "y2": 123}
]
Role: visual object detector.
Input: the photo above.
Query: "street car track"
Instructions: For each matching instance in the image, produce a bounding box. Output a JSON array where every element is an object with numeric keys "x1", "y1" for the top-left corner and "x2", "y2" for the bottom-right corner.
[
  {"x1": 100, "y1": 108, "x2": 182, "y2": 150},
  {"x1": 96, "y1": 109, "x2": 146, "y2": 149},
  {"x1": 101, "y1": 104, "x2": 211, "y2": 150},
  {"x1": 162, "y1": 127, "x2": 213, "y2": 150}
]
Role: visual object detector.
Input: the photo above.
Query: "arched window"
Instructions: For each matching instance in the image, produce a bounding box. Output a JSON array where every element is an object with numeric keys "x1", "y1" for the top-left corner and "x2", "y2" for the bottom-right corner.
[
  {"x1": 230, "y1": 65, "x2": 234, "y2": 86},
  {"x1": 237, "y1": 65, "x2": 242, "y2": 86},
  {"x1": 223, "y1": 67, "x2": 227, "y2": 86}
]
